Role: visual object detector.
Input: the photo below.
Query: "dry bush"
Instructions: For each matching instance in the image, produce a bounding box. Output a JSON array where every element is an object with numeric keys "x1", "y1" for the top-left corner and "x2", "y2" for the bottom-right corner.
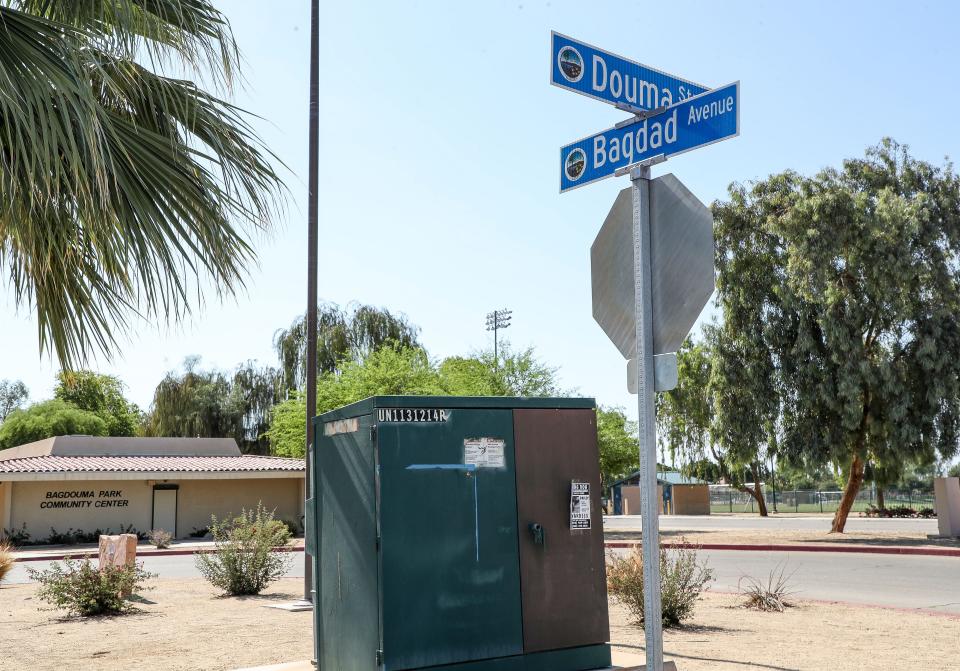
[
  {"x1": 27, "y1": 556, "x2": 155, "y2": 616},
  {"x1": 195, "y1": 503, "x2": 292, "y2": 596},
  {"x1": 148, "y1": 529, "x2": 173, "y2": 549},
  {"x1": 607, "y1": 539, "x2": 713, "y2": 627},
  {"x1": 0, "y1": 540, "x2": 14, "y2": 584},
  {"x1": 738, "y1": 562, "x2": 797, "y2": 612}
]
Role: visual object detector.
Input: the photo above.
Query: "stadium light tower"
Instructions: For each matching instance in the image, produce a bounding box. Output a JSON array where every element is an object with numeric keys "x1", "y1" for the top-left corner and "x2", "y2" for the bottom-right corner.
[{"x1": 485, "y1": 308, "x2": 513, "y2": 365}]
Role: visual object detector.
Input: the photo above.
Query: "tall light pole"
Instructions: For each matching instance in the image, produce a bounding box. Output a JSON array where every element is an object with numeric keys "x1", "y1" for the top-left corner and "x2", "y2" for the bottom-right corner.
[
  {"x1": 485, "y1": 308, "x2": 512, "y2": 365},
  {"x1": 304, "y1": 0, "x2": 319, "y2": 604}
]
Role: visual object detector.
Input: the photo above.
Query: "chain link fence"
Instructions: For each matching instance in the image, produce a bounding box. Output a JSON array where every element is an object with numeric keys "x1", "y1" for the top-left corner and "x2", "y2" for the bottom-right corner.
[{"x1": 709, "y1": 486, "x2": 935, "y2": 514}]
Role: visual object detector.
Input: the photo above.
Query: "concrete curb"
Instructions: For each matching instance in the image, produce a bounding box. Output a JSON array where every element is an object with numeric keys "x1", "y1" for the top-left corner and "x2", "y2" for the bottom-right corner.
[
  {"x1": 13, "y1": 545, "x2": 305, "y2": 563},
  {"x1": 604, "y1": 540, "x2": 960, "y2": 557}
]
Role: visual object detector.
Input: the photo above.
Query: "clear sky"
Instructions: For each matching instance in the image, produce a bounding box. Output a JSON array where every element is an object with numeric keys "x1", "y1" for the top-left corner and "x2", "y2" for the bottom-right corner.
[{"x1": 4, "y1": 0, "x2": 960, "y2": 424}]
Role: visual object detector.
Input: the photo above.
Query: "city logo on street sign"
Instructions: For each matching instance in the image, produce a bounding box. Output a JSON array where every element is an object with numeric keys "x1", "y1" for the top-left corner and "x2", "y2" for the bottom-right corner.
[
  {"x1": 559, "y1": 81, "x2": 739, "y2": 193},
  {"x1": 551, "y1": 32, "x2": 708, "y2": 113}
]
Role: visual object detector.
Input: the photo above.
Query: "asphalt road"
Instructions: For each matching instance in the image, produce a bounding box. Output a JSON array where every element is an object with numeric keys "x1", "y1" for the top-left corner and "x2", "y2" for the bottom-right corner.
[
  {"x1": 8, "y1": 546, "x2": 958, "y2": 614},
  {"x1": 696, "y1": 549, "x2": 960, "y2": 613},
  {"x1": 602, "y1": 514, "x2": 940, "y2": 534}
]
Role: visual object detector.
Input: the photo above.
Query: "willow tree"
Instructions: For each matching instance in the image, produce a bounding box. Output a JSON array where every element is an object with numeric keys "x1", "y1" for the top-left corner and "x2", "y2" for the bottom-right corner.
[
  {"x1": 713, "y1": 140, "x2": 960, "y2": 532},
  {"x1": 273, "y1": 303, "x2": 420, "y2": 392},
  {"x1": 0, "y1": 380, "x2": 29, "y2": 422},
  {"x1": 0, "y1": 1, "x2": 283, "y2": 366},
  {"x1": 658, "y1": 331, "x2": 774, "y2": 515},
  {"x1": 143, "y1": 358, "x2": 282, "y2": 455}
]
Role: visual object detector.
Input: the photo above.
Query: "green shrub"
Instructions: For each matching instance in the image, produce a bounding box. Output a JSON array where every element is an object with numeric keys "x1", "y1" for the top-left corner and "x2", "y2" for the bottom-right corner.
[
  {"x1": 195, "y1": 504, "x2": 293, "y2": 595},
  {"x1": 27, "y1": 556, "x2": 154, "y2": 616},
  {"x1": 226, "y1": 515, "x2": 291, "y2": 545},
  {"x1": 45, "y1": 527, "x2": 78, "y2": 545},
  {"x1": 0, "y1": 540, "x2": 14, "y2": 584},
  {"x1": 279, "y1": 518, "x2": 301, "y2": 537},
  {"x1": 0, "y1": 399, "x2": 108, "y2": 449},
  {"x1": 607, "y1": 541, "x2": 713, "y2": 627},
  {"x1": 148, "y1": 529, "x2": 173, "y2": 549},
  {"x1": 2, "y1": 524, "x2": 30, "y2": 547}
]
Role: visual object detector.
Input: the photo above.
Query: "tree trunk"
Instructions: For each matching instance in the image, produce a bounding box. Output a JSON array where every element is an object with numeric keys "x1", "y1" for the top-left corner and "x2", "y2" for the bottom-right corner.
[
  {"x1": 831, "y1": 453, "x2": 866, "y2": 533},
  {"x1": 752, "y1": 463, "x2": 769, "y2": 516},
  {"x1": 876, "y1": 486, "x2": 885, "y2": 510},
  {"x1": 736, "y1": 463, "x2": 768, "y2": 517}
]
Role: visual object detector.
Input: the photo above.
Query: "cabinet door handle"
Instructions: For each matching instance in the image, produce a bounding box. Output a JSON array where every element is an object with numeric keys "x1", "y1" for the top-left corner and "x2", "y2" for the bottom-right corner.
[{"x1": 529, "y1": 522, "x2": 545, "y2": 547}]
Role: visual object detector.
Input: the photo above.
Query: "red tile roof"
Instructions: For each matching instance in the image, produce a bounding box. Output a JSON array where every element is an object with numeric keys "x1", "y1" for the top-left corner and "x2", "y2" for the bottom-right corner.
[{"x1": 0, "y1": 455, "x2": 305, "y2": 474}]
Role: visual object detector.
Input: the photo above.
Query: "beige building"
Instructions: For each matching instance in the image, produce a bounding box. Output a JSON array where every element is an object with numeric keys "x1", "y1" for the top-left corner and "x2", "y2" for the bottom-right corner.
[
  {"x1": 611, "y1": 470, "x2": 711, "y2": 516},
  {"x1": 0, "y1": 436, "x2": 304, "y2": 542}
]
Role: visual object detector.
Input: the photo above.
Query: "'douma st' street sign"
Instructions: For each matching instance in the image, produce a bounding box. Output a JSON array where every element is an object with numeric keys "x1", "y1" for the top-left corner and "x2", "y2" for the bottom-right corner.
[{"x1": 550, "y1": 32, "x2": 707, "y2": 112}]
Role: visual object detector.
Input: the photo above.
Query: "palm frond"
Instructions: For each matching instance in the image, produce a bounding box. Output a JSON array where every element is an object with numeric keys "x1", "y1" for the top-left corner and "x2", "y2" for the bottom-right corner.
[
  {"x1": 0, "y1": 4, "x2": 286, "y2": 366},
  {"x1": 13, "y1": 0, "x2": 239, "y2": 88}
]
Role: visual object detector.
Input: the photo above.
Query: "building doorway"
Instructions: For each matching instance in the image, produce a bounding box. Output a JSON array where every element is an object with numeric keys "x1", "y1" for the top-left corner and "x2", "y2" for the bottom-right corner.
[{"x1": 152, "y1": 484, "x2": 178, "y2": 536}]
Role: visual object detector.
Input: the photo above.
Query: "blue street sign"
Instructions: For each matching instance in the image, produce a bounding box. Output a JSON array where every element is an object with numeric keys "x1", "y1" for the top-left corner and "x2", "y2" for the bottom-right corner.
[
  {"x1": 551, "y1": 32, "x2": 708, "y2": 112},
  {"x1": 559, "y1": 82, "x2": 739, "y2": 193}
]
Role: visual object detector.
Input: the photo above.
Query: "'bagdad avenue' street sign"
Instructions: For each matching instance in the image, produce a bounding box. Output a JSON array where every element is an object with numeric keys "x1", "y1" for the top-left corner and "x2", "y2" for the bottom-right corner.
[
  {"x1": 550, "y1": 32, "x2": 707, "y2": 112},
  {"x1": 559, "y1": 82, "x2": 739, "y2": 193}
]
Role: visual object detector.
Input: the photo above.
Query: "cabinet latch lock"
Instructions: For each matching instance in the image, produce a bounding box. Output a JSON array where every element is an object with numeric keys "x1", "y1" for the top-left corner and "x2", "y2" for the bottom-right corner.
[{"x1": 529, "y1": 522, "x2": 545, "y2": 547}]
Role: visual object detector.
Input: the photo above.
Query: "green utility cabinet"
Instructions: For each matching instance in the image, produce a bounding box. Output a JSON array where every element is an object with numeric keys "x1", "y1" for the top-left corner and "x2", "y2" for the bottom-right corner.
[{"x1": 308, "y1": 397, "x2": 610, "y2": 671}]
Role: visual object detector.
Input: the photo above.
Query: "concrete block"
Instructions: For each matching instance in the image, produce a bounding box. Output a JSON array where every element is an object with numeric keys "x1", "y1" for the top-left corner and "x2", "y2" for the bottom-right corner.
[
  {"x1": 98, "y1": 533, "x2": 137, "y2": 569},
  {"x1": 934, "y1": 477, "x2": 960, "y2": 537}
]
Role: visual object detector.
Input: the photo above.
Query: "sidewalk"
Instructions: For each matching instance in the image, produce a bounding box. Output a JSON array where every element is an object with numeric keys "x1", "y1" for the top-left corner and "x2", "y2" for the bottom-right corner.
[
  {"x1": 12, "y1": 537, "x2": 305, "y2": 562},
  {"x1": 606, "y1": 537, "x2": 960, "y2": 557},
  {"x1": 12, "y1": 530, "x2": 959, "y2": 562},
  {"x1": 604, "y1": 527, "x2": 960, "y2": 557}
]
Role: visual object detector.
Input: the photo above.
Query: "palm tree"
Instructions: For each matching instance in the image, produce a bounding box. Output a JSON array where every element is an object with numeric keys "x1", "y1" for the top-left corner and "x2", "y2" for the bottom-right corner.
[{"x1": 0, "y1": 1, "x2": 284, "y2": 366}]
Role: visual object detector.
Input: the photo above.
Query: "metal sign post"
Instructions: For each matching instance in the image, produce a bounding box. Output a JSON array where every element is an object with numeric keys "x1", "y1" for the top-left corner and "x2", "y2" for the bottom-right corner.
[
  {"x1": 630, "y1": 163, "x2": 663, "y2": 670},
  {"x1": 553, "y1": 32, "x2": 739, "y2": 671}
]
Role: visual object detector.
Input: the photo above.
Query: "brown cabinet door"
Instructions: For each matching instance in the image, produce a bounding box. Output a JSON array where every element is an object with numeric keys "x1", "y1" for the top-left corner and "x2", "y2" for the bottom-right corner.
[{"x1": 513, "y1": 408, "x2": 610, "y2": 653}]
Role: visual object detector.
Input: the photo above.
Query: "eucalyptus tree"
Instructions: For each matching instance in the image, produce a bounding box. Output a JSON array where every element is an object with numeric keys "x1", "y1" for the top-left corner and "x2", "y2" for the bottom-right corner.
[
  {"x1": 0, "y1": 1, "x2": 283, "y2": 366},
  {"x1": 713, "y1": 140, "x2": 960, "y2": 532},
  {"x1": 437, "y1": 344, "x2": 560, "y2": 397},
  {"x1": 267, "y1": 343, "x2": 563, "y2": 458},
  {"x1": 595, "y1": 407, "x2": 639, "y2": 493},
  {"x1": 0, "y1": 400, "x2": 107, "y2": 448},
  {"x1": 54, "y1": 370, "x2": 140, "y2": 437},
  {"x1": 274, "y1": 303, "x2": 420, "y2": 392}
]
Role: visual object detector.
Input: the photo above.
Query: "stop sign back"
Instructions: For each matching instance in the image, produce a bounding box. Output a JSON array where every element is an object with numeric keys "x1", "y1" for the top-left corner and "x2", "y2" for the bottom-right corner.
[{"x1": 590, "y1": 173, "x2": 715, "y2": 358}]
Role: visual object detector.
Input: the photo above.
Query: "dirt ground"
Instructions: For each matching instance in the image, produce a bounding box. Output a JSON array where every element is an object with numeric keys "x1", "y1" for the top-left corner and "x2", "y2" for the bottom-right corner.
[
  {"x1": 2, "y1": 578, "x2": 959, "y2": 670},
  {"x1": 610, "y1": 593, "x2": 960, "y2": 671},
  {"x1": 1, "y1": 577, "x2": 314, "y2": 670}
]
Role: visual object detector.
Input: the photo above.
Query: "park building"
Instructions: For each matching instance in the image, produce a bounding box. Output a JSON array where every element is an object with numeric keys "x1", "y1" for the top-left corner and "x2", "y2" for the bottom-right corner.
[
  {"x1": 0, "y1": 435, "x2": 305, "y2": 543},
  {"x1": 609, "y1": 469, "x2": 711, "y2": 516}
]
